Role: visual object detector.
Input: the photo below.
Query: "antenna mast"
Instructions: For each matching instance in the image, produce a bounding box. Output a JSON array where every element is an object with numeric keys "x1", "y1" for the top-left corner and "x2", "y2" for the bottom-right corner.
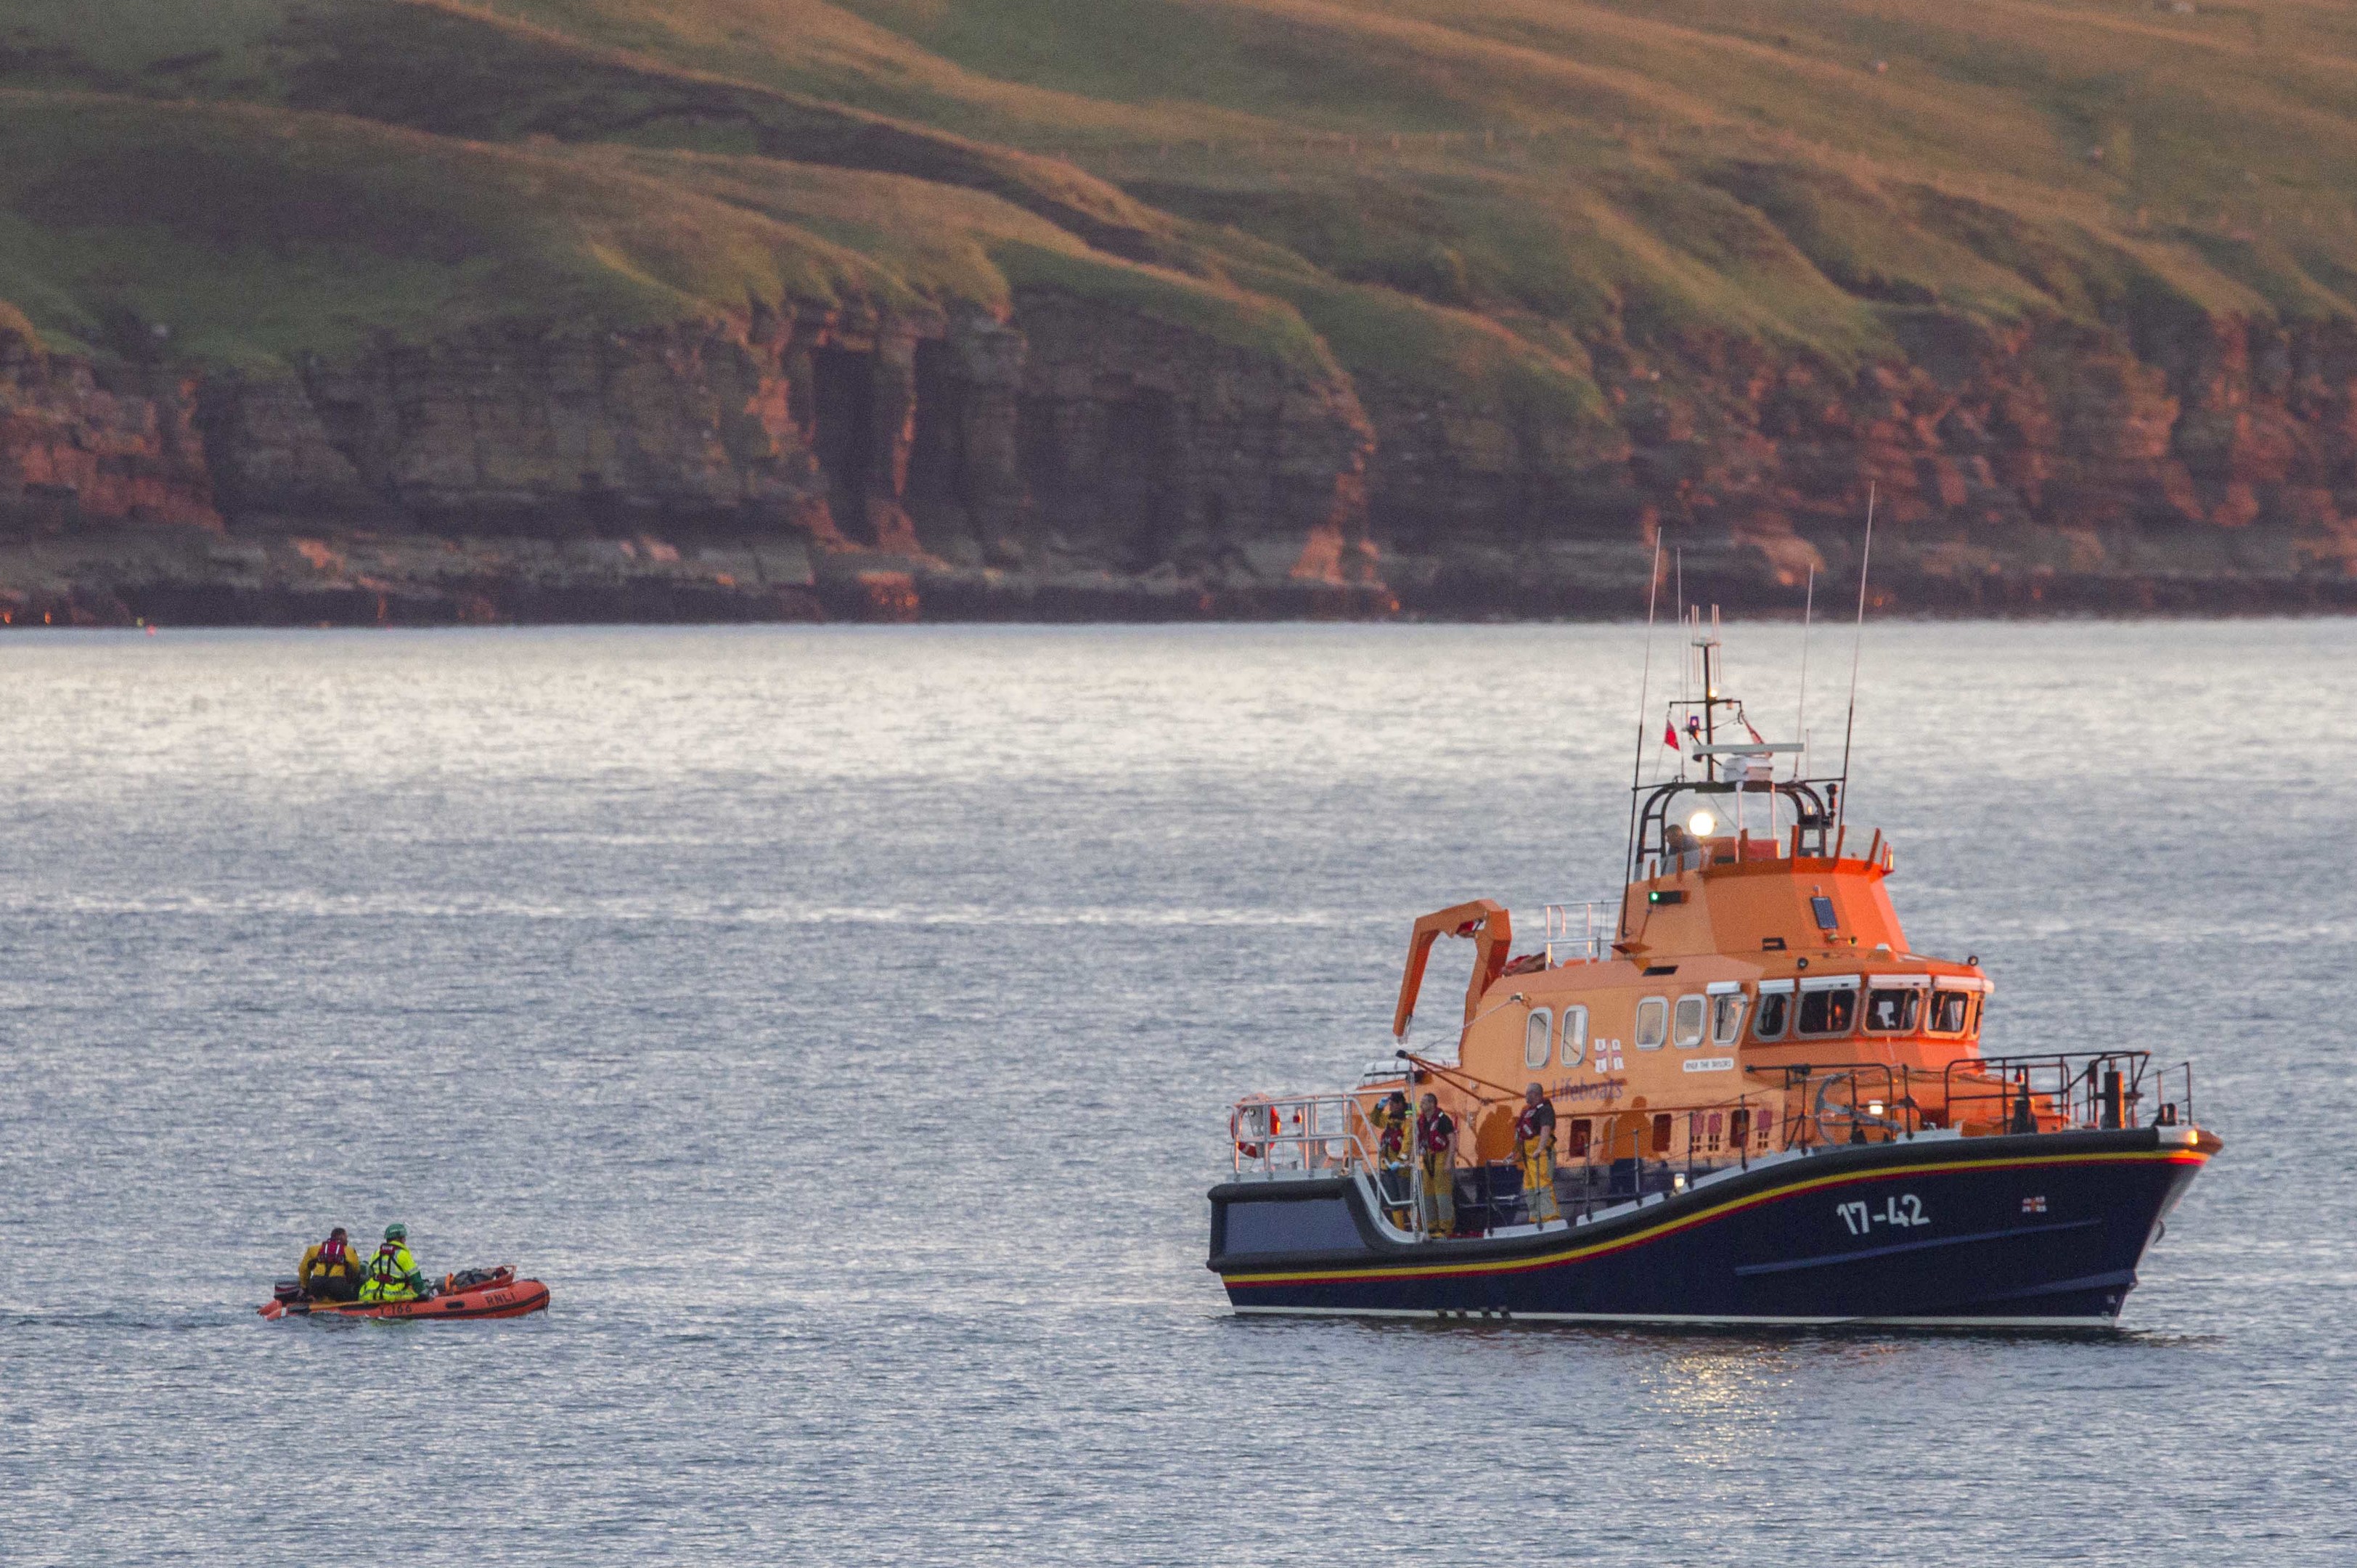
[
  {"x1": 1835, "y1": 483, "x2": 1875, "y2": 833},
  {"x1": 1622, "y1": 540, "x2": 1665, "y2": 918},
  {"x1": 1796, "y1": 563, "x2": 1815, "y2": 768}
]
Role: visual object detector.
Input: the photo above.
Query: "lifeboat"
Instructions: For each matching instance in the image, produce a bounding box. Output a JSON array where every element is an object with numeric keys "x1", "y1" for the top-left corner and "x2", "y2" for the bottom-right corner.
[
  {"x1": 259, "y1": 1265, "x2": 550, "y2": 1321},
  {"x1": 1207, "y1": 608, "x2": 2219, "y2": 1329}
]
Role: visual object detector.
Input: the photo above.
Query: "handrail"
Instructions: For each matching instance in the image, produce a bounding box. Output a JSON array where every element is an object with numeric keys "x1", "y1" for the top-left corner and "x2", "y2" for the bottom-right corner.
[
  {"x1": 1226, "y1": 1051, "x2": 2202, "y2": 1247},
  {"x1": 1940, "y1": 1050, "x2": 2173, "y2": 1134},
  {"x1": 1542, "y1": 901, "x2": 1615, "y2": 965},
  {"x1": 1229, "y1": 1094, "x2": 1375, "y2": 1182}
]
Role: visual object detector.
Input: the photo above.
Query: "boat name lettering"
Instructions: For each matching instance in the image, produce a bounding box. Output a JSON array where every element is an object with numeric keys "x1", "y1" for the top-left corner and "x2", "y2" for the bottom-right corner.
[
  {"x1": 1837, "y1": 1194, "x2": 1927, "y2": 1235},
  {"x1": 1681, "y1": 1056, "x2": 1735, "y2": 1073}
]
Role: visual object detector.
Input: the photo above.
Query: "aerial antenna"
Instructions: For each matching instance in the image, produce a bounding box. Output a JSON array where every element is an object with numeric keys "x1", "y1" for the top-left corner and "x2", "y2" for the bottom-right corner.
[
  {"x1": 1672, "y1": 547, "x2": 1686, "y2": 723},
  {"x1": 1622, "y1": 538, "x2": 1665, "y2": 917},
  {"x1": 1796, "y1": 563, "x2": 1815, "y2": 777},
  {"x1": 1834, "y1": 483, "x2": 1876, "y2": 833}
]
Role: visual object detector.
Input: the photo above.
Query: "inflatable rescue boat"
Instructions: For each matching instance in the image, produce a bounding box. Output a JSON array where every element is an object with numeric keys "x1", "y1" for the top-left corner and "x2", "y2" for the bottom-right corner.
[{"x1": 260, "y1": 1265, "x2": 550, "y2": 1321}]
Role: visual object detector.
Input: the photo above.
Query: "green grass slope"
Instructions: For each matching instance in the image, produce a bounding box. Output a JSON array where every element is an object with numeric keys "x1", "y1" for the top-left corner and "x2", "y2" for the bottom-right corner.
[{"x1": 1, "y1": 0, "x2": 2353, "y2": 410}]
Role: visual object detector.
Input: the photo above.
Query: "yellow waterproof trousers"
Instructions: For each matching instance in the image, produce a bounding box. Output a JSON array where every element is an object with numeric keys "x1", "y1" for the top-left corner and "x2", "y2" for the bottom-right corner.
[
  {"x1": 1519, "y1": 1146, "x2": 1559, "y2": 1224},
  {"x1": 1419, "y1": 1153, "x2": 1455, "y2": 1237}
]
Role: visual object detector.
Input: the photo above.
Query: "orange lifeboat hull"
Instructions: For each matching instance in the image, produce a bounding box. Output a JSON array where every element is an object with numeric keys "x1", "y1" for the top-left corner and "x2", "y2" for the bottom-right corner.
[{"x1": 259, "y1": 1278, "x2": 550, "y2": 1322}]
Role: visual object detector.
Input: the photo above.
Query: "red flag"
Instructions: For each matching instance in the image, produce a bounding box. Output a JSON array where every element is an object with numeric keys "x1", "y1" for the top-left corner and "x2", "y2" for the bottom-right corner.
[{"x1": 1662, "y1": 719, "x2": 1679, "y2": 749}]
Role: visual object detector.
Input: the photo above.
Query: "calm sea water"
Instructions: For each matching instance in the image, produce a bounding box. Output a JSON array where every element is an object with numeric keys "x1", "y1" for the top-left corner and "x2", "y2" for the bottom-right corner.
[{"x1": 1, "y1": 621, "x2": 2350, "y2": 1565}]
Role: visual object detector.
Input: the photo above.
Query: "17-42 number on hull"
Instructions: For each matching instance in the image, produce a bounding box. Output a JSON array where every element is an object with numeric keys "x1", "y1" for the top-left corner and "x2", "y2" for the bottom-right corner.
[{"x1": 1836, "y1": 1194, "x2": 1927, "y2": 1235}]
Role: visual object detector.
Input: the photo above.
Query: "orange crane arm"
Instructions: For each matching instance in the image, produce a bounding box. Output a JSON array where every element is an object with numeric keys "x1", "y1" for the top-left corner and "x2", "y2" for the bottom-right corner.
[{"x1": 1389, "y1": 899, "x2": 1512, "y2": 1040}]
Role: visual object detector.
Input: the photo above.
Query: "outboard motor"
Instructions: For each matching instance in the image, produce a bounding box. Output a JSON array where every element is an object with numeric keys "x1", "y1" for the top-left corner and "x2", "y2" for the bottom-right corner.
[{"x1": 271, "y1": 1280, "x2": 303, "y2": 1304}]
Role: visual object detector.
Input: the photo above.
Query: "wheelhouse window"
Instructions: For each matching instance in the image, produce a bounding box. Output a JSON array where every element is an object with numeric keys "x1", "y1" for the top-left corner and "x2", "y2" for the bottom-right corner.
[
  {"x1": 1709, "y1": 989, "x2": 1747, "y2": 1045},
  {"x1": 1635, "y1": 997, "x2": 1668, "y2": 1049},
  {"x1": 1929, "y1": 989, "x2": 1973, "y2": 1034},
  {"x1": 1672, "y1": 995, "x2": 1707, "y2": 1048},
  {"x1": 1864, "y1": 987, "x2": 1921, "y2": 1034},
  {"x1": 1560, "y1": 1005, "x2": 1589, "y2": 1066},
  {"x1": 1797, "y1": 980, "x2": 1858, "y2": 1037},
  {"x1": 1524, "y1": 1008, "x2": 1553, "y2": 1069},
  {"x1": 1753, "y1": 981, "x2": 1793, "y2": 1040}
]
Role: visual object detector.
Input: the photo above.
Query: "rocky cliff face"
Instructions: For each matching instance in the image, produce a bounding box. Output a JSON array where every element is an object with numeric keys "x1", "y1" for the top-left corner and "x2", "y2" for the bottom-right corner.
[
  {"x1": 5, "y1": 301, "x2": 2356, "y2": 625},
  {"x1": 0, "y1": 332, "x2": 218, "y2": 536}
]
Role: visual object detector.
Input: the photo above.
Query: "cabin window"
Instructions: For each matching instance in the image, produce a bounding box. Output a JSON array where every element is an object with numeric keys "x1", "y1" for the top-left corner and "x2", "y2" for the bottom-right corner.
[
  {"x1": 1650, "y1": 1113, "x2": 1673, "y2": 1154},
  {"x1": 1797, "y1": 984, "x2": 1857, "y2": 1036},
  {"x1": 1634, "y1": 997, "x2": 1668, "y2": 1049},
  {"x1": 1929, "y1": 990, "x2": 1972, "y2": 1034},
  {"x1": 1672, "y1": 995, "x2": 1707, "y2": 1048},
  {"x1": 1567, "y1": 1118, "x2": 1592, "y2": 1158},
  {"x1": 1560, "y1": 1005, "x2": 1589, "y2": 1066},
  {"x1": 1524, "y1": 1009, "x2": 1553, "y2": 1069},
  {"x1": 1711, "y1": 993, "x2": 1747, "y2": 1045},
  {"x1": 1864, "y1": 988, "x2": 1921, "y2": 1034},
  {"x1": 1752, "y1": 991, "x2": 1790, "y2": 1040},
  {"x1": 1728, "y1": 1107, "x2": 1750, "y2": 1147}
]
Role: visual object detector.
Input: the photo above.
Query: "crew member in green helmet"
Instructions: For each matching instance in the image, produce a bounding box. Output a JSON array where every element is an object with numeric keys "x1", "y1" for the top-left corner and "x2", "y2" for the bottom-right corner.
[{"x1": 358, "y1": 1223, "x2": 430, "y2": 1303}]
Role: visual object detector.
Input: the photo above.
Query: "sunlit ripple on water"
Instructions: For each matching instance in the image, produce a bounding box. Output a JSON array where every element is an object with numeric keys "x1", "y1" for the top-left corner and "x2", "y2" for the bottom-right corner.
[{"x1": 0, "y1": 621, "x2": 2350, "y2": 1566}]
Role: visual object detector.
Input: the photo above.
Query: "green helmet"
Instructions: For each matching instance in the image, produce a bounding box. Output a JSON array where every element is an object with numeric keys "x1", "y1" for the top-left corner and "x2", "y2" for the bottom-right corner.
[{"x1": 384, "y1": 1222, "x2": 407, "y2": 1242}]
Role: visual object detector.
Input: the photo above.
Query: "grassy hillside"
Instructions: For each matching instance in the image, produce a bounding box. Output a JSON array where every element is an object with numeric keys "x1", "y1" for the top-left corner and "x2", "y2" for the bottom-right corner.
[{"x1": 2, "y1": 0, "x2": 2354, "y2": 412}]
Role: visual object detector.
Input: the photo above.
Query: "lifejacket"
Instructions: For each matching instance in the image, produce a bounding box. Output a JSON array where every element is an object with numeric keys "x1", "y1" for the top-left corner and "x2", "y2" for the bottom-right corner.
[
  {"x1": 360, "y1": 1242, "x2": 420, "y2": 1302},
  {"x1": 1416, "y1": 1108, "x2": 1454, "y2": 1159},
  {"x1": 1515, "y1": 1101, "x2": 1556, "y2": 1155},
  {"x1": 314, "y1": 1235, "x2": 353, "y2": 1275}
]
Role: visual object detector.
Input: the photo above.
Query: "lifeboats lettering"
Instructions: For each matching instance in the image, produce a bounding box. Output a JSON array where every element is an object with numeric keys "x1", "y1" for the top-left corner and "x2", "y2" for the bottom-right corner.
[
  {"x1": 1837, "y1": 1194, "x2": 1927, "y2": 1235},
  {"x1": 1551, "y1": 1076, "x2": 1627, "y2": 1104}
]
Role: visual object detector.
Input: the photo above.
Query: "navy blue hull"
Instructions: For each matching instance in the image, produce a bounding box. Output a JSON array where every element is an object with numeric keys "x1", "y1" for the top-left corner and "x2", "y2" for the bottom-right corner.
[{"x1": 1209, "y1": 1130, "x2": 2211, "y2": 1326}]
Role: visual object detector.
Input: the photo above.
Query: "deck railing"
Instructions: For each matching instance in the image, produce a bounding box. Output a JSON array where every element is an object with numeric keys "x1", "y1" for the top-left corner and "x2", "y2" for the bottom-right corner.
[
  {"x1": 1541, "y1": 901, "x2": 1617, "y2": 965},
  {"x1": 1940, "y1": 1051, "x2": 2189, "y2": 1135},
  {"x1": 1227, "y1": 1050, "x2": 2198, "y2": 1242}
]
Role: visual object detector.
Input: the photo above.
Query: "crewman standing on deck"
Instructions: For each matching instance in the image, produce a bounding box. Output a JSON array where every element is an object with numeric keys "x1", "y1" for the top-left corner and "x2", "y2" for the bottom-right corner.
[
  {"x1": 1368, "y1": 1090, "x2": 1413, "y2": 1225},
  {"x1": 1515, "y1": 1084, "x2": 1560, "y2": 1225},
  {"x1": 1415, "y1": 1093, "x2": 1456, "y2": 1237}
]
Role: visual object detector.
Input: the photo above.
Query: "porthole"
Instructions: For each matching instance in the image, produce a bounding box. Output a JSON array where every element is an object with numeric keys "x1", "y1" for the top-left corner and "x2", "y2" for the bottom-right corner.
[
  {"x1": 1634, "y1": 997, "x2": 1668, "y2": 1050},
  {"x1": 1560, "y1": 1005, "x2": 1589, "y2": 1066},
  {"x1": 1672, "y1": 995, "x2": 1707, "y2": 1048}
]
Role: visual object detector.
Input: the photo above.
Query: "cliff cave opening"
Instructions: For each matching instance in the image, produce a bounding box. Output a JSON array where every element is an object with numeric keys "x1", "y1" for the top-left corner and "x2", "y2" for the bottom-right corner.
[
  {"x1": 1098, "y1": 391, "x2": 1179, "y2": 571},
  {"x1": 812, "y1": 346, "x2": 877, "y2": 544},
  {"x1": 907, "y1": 340, "x2": 970, "y2": 542},
  {"x1": 1016, "y1": 387, "x2": 1178, "y2": 568}
]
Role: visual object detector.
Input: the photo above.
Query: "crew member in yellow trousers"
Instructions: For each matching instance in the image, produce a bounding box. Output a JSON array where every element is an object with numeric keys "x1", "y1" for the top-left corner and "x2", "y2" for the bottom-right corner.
[
  {"x1": 1515, "y1": 1083, "x2": 1560, "y2": 1226},
  {"x1": 1368, "y1": 1090, "x2": 1414, "y2": 1228},
  {"x1": 1415, "y1": 1093, "x2": 1456, "y2": 1238}
]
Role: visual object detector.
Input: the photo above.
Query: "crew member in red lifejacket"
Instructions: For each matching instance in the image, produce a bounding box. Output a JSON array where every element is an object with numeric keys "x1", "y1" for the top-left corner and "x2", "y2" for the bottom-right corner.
[
  {"x1": 1515, "y1": 1083, "x2": 1561, "y2": 1225},
  {"x1": 1368, "y1": 1090, "x2": 1413, "y2": 1225},
  {"x1": 359, "y1": 1224, "x2": 430, "y2": 1304},
  {"x1": 298, "y1": 1227, "x2": 361, "y2": 1302},
  {"x1": 1415, "y1": 1093, "x2": 1457, "y2": 1237}
]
